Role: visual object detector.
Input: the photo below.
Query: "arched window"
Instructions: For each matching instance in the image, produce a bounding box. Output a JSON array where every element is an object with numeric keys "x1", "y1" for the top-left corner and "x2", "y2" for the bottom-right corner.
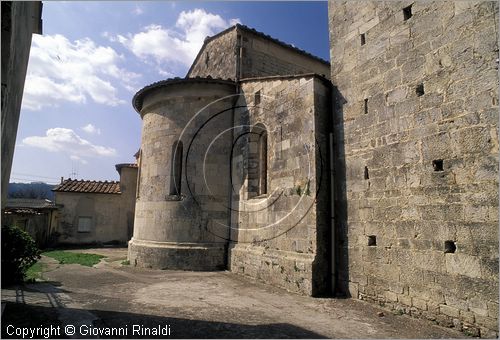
[
  {"x1": 248, "y1": 124, "x2": 267, "y2": 198},
  {"x1": 170, "y1": 141, "x2": 183, "y2": 196},
  {"x1": 258, "y1": 130, "x2": 267, "y2": 196}
]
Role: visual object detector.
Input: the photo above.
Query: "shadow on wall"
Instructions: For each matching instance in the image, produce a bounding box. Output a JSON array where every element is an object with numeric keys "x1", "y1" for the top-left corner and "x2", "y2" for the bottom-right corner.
[
  {"x1": 311, "y1": 82, "x2": 334, "y2": 297},
  {"x1": 228, "y1": 85, "x2": 336, "y2": 296},
  {"x1": 228, "y1": 95, "x2": 251, "y2": 249},
  {"x1": 331, "y1": 85, "x2": 350, "y2": 297},
  {"x1": 1, "y1": 302, "x2": 327, "y2": 339}
]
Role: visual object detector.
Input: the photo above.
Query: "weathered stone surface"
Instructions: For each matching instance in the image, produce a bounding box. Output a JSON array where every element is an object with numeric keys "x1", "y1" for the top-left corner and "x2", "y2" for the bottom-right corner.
[
  {"x1": 329, "y1": 1, "x2": 499, "y2": 336},
  {"x1": 1, "y1": 2, "x2": 42, "y2": 209},
  {"x1": 188, "y1": 26, "x2": 330, "y2": 81},
  {"x1": 129, "y1": 80, "x2": 236, "y2": 270},
  {"x1": 229, "y1": 75, "x2": 332, "y2": 296}
]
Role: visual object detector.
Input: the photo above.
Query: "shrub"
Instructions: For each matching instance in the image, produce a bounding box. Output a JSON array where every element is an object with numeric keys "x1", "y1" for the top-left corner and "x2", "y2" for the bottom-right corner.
[{"x1": 1, "y1": 225, "x2": 41, "y2": 286}]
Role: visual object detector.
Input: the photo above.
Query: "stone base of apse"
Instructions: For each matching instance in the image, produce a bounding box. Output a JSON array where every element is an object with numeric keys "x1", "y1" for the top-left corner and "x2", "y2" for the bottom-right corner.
[
  {"x1": 228, "y1": 244, "x2": 319, "y2": 296},
  {"x1": 128, "y1": 238, "x2": 226, "y2": 271}
]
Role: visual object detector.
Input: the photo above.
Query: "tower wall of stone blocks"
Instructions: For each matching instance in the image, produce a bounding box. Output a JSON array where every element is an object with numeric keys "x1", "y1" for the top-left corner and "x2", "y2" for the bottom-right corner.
[{"x1": 328, "y1": 1, "x2": 499, "y2": 336}]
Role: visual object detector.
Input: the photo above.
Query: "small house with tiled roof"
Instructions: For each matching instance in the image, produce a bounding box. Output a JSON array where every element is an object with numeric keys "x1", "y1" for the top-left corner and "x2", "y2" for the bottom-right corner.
[
  {"x1": 4, "y1": 198, "x2": 58, "y2": 247},
  {"x1": 52, "y1": 163, "x2": 137, "y2": 245}
]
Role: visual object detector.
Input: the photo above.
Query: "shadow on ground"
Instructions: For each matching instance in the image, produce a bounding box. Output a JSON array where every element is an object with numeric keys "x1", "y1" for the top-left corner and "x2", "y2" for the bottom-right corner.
[{"x1": 2, "y1": 302, "x2": 326, "y2": 339}]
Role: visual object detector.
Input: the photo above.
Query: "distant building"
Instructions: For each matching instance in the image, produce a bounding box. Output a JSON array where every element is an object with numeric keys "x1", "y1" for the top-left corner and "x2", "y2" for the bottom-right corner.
[
  {"x1": 52, "y1": 164, "x2": 137, "y2": 245},
  {"x1": 3, "y1": 198, "x2": 58, "y2": 247}
]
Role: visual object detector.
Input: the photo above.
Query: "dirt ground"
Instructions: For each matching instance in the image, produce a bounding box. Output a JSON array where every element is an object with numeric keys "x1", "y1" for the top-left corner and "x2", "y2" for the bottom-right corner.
[{"x1": 1, "y1": 247, "x2": 467, "y2": 339}]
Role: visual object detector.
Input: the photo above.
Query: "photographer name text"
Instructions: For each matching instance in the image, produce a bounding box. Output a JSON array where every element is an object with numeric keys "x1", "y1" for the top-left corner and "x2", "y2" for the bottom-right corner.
[{"x1": 6, "y1": 324, "x2": 172, "y2": 338}]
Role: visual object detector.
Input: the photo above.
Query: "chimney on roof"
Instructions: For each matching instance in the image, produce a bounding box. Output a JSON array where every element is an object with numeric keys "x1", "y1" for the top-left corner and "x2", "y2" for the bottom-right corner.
[{"x1": 60, "y1": 176, "x2": 64, "y2": 184}]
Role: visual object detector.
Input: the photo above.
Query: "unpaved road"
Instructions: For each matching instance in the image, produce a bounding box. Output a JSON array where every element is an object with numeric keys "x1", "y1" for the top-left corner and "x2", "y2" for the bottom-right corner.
[{"x1": 1, "y1": 247, "x2": 466, "y2": 339}]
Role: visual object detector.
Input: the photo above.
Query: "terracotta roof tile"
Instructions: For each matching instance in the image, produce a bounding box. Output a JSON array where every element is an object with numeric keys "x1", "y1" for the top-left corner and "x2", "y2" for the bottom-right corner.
[
  {"x1": 5, "y1": 198, "x2": 56, "y2": 209},
  {"x1": 52, "y1": 179, "x2": 121, "y2": 194}
]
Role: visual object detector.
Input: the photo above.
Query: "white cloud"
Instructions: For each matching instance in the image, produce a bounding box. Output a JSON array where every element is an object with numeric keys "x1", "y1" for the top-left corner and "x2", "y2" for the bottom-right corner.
[
  {"x1": 229, "y1": 18, "x2": 241, "y2": 26},
  {"x1": 22, "y1": 34, "x2": 140, "y2": 111},
  {"x1": 70, "y1": 155, "x2": 88, "y2": 165},
  {"x1": 115, "y1": 9, "x2": 240, "y2": 75},
  {"x1": 81, "y1": 123, "x2": 101, "y2": 135},
  {"x1": 132, "y1": 4, "x2": 143, "y2": 15},
  {"x1": 158, "y1": 68, "x2": 175, "y2": 77},
  {"x1": 22, "y1": 128, "x2": 117, "y2": 162}
]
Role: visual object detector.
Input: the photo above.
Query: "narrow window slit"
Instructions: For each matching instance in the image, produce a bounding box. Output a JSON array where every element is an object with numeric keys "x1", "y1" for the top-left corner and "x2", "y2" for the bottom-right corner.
[
  {"x1": 255, "y1": 90, "x2": 261, "y2": 106},
  {"x1": 360, "y1": 33, "x2": 366, "y2": 46},
  {"x1": 368, "y1": 235, "x2": 377, "y2": 246},
  {"x1": 432, "y1": 159, "x2": 444, "y2": 172},
  {"x1": 364, "y1": 98, "x2": 368, "y2": 114},
  {"x1": 416, "y1": 83, "x2": 425, "y2": 97},
  {"x1": 258, "y1": 130, "x2": 267, "y2": 195},
  {"x1": 364, "y1": 166, "x2": 369, "y2": 180},
  {"x1": 248, "y1": 124, "x2": 268, "y2": 198},
  {"x1": 205, "y1": 52, "x2": 209, "y2": 66},
  {"x1": 403, "y1": 5, "x2": 412, "y2": 21},
  {"x1": 444, "y1": 240, "x2": 456, "y2": 253}
]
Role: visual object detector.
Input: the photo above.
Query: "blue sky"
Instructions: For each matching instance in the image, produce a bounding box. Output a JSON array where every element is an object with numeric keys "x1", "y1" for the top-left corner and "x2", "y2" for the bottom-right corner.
[{"x1": 12, "y1": 1, "x2": 329, "y2": 184}]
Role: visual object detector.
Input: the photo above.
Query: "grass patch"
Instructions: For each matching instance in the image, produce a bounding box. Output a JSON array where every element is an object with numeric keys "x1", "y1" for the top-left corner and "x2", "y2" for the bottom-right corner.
[
  {"x1": 25, "y1": 262, "x2": 45, "y2": 282},
  {"x1": 42, "y1": 250, "x2": 105, "y2": 267},
  {"x1": 121, "y1": 260, "x2": 130, "y2": 265}
]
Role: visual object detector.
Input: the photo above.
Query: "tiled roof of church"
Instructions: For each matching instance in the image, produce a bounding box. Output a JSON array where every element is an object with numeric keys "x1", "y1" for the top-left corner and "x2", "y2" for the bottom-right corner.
[
  {"x1": 132, "y1": 77, "x2": 235, "y2": 113},
  {"x1": 240, "y1": 73, "x2": 331, "y2": 85},
  {"x1": 53, "y1": 179, "x2": 121, "y2": 194}
]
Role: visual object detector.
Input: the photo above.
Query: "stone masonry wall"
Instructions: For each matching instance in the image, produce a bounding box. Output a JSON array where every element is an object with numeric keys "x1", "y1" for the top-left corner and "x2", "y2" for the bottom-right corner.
[
  {"x1": 329, "y1": 1, "x2": 498, "y2": 336},
  {"x1": 187, "y1": 26, "x2": 331, "y2": 81},
  {"x1": 130, "y1": 81, "x2": 236, "y2": 270},
  {"x1": 239, "y1": 30, "x2": 331, "y2": 79},
  {"x1": 229, "y1": 75, "x2": 331, "y2": 296},
  {"x1": 188, "y1": 29, "x2": 237, "y2": 80},
  {"x1": 117, "y1": 165, "x2": 138, "y2": 240}
]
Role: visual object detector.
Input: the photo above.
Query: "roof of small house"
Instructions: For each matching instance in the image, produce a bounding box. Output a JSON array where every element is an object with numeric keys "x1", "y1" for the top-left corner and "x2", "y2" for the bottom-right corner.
[
  {"x1": 52, "y1": 179, "x2": 121, "y2": 194},
  {"x1": 5, "y1": 198, "x2": 57, "y2": 210}
]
